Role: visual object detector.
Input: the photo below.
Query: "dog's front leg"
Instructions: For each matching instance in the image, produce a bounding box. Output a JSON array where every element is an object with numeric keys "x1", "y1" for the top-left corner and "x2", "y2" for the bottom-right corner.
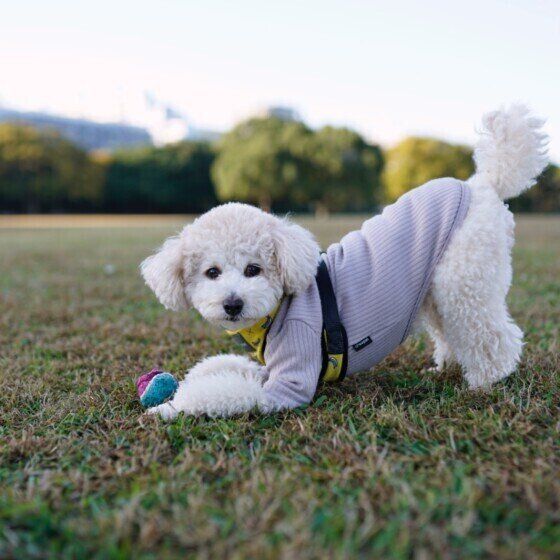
[
  {"x1": 146, "y1": 354, "x2": 268, "y2": 419},
  {"x1": 186, "y1": 354, "x2": 269, "y2": 381}
]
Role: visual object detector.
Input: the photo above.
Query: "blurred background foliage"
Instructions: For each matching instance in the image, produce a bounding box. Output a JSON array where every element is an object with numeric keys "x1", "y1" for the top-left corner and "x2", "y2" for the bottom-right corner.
[
  {"x1": 0, "y1": 124, "x2": 103, "y2": 213},
  {"x1": 382, "y1": 137, "x2": 474, "y2": 202},
  {"x1": 103, "y1": 142, "x2": 217, "y2": 213},
  {"x1": 0, "y1": 119, "x2": 557, "y2": 214},
  {"x1": 212, "y1": 118, "x2": 383, "y2": 213}
]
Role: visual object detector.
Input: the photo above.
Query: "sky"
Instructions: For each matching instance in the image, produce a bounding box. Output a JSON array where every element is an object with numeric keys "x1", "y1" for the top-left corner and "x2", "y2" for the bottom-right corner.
[{"x1": 1, "y1": 0, "x2": 559, "y2": 160}]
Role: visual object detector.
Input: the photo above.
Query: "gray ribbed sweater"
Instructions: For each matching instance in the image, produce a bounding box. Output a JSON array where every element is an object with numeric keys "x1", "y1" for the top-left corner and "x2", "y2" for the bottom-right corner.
[{"x1": 261, "y1": 178, "x2": 471, "y2": 410}]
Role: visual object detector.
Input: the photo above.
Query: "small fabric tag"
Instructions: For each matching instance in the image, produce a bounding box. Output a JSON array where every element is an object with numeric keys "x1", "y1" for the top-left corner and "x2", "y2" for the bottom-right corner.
[{"x1": 352, "y1": 336, "x2": 372, "y2": 351}]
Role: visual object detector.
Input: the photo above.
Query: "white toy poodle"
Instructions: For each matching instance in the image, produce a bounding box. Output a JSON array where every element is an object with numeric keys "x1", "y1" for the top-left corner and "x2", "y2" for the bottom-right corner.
[{"x1": 141, "y1": 105, "x2": 548, "y2": 419}]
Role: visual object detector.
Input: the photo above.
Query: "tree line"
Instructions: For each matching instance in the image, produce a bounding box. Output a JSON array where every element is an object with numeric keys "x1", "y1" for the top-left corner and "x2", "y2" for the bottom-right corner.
[{"x1": 0, "y1": 119, "x2": 558, "y2": 214}]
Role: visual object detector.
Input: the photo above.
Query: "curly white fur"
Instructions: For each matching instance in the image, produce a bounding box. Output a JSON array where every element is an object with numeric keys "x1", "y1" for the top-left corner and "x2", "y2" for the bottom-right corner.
[
  {"x1": 146, "y1": 355, "x2": 268, "y2": 419},
  {"x1": 418, "y1": 104, "x2": 548, "y2": 388},
  {"x1": 141, "y1": 203, "x2": 320, "y2": 329},
  {"x1": 142, "y1": 104, "x2": 548, "y2": 418},
  {"x1": 141, "y1": 235, "x2": 188, "y2": 311},
  {"x1": 471, "y1": 104, "x2": 548, "y2": 199}
]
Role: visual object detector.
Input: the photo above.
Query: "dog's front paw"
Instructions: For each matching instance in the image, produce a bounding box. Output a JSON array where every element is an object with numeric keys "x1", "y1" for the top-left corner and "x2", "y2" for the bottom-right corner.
[{"x1": 145, "y1": 402, "x2": 179, "y2": 421}]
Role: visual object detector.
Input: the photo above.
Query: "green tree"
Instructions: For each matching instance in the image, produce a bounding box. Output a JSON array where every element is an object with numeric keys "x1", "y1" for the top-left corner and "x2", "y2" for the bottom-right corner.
[
  {"x1": 509, "y1": 164, "x2": 560, "y2": 212},
  {"x1": 0, "y1": 124, "x2": 103, "y2": 212},
  {"x1": 382, "y1": 137, "x2": 474, "y2": 202},
  {"x1": 212, "y1": 117, "x2": 312, "y2": 211},
  {"x1": 212, "y1": 117, "x2": 383, "y2": 212},
  {"x1": 103, "y1": 141, "x2": 217, "y2": 213},
  {"x1": 302, "y1": 126, "x2": 383, "y2": 213}
]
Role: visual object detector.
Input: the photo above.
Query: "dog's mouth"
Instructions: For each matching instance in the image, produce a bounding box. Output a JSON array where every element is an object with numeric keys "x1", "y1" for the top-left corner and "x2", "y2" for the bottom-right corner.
[{"x1": 221, "y1": 314, "x2": 259, "y2": 330}]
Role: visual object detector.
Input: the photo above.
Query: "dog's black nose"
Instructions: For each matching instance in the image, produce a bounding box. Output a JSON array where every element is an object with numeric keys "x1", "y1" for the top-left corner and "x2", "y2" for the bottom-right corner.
[{"x1": 223, "y1": 297, "x2": 244, "y2": 317}]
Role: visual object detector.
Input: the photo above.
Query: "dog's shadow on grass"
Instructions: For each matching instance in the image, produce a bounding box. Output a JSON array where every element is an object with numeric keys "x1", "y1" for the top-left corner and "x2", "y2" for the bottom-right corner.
[
  {"x1": 318, "y1": 351, "x2": 460, "y2": 406},
  {"x1": 312, "y1": 346, "x2": 519, "y2": 420}
]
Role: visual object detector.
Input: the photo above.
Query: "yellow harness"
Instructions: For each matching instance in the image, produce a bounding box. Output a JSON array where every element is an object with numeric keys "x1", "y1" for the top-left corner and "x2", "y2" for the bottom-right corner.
[
  {"x1": 226, "y1": 301, "x2": 282, "y2": 366},
  {"x1": 226, "y1": 259, "x2": 348, "y2": 383}
]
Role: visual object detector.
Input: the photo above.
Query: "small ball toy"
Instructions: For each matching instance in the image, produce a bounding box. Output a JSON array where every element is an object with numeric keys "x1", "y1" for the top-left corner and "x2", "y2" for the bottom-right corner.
[{"x1": 137, "y1": 368, "x2": 178, "y2": 408}]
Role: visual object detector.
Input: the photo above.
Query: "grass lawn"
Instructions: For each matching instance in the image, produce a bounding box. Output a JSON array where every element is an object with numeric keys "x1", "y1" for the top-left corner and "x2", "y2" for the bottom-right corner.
[{"x1": 1, "y1": 215, "x2": 559, "y2": 559}]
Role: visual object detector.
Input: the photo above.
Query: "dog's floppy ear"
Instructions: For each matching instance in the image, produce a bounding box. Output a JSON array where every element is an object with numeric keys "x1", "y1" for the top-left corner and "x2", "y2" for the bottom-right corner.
[
  {"x1": 140, "y1": 232, "x2": 191, "y2": 311},
  {"x1": 272, "y1": 218, "x2": 321, "y2": 295}
]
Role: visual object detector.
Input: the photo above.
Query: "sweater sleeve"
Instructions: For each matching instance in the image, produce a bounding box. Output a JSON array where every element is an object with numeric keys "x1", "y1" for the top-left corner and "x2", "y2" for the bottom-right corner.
[{"x1": 260, "y1": 320, "x2": 323, "y2": 411}]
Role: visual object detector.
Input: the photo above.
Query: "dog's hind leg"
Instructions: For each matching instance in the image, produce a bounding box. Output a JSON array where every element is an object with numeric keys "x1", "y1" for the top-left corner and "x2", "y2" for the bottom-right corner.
[
  {"x1": 424, "y1": 279, "x2": 523, "y2": 387},
  {"x1": 419, "y1": 293, "x2": 457, "y2": 371},
  {"x1": 437, "y1": 295, "x2": 523, "y2": 389},
  {"x1": 429, "y1": 189, "x2": 524, "y2": 389}
]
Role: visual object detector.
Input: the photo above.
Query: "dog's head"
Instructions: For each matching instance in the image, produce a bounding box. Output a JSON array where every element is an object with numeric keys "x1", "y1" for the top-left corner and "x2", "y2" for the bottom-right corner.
[{"x1": 140, "y1": 203, "x2": 320, "y2": 329}]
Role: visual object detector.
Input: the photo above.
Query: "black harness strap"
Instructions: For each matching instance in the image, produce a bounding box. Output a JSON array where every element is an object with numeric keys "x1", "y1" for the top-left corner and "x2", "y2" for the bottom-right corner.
[{"x1": 316, "y1": 257, "x2": 348, "y2": 382}]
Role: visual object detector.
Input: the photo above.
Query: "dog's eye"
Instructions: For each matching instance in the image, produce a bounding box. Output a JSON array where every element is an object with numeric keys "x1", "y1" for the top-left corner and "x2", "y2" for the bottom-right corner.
[
  {"x1": 205, "y1": 267, "x2": 221, "y2": 280},
  {"x1": 244, "y1": 264, "x2": 261, "y2": 278}
]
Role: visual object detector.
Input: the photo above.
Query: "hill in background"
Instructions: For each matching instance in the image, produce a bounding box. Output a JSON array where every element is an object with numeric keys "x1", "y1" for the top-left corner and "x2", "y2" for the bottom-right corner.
[{"x1": 0, "y1": 94, "x2": 221, "y2": 151}]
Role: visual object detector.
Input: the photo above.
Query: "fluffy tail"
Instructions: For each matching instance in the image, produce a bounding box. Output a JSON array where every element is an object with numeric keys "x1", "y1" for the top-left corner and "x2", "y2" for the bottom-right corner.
[{"x1": 470, "y1": 104, "x2": 548, "y2": 200}]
